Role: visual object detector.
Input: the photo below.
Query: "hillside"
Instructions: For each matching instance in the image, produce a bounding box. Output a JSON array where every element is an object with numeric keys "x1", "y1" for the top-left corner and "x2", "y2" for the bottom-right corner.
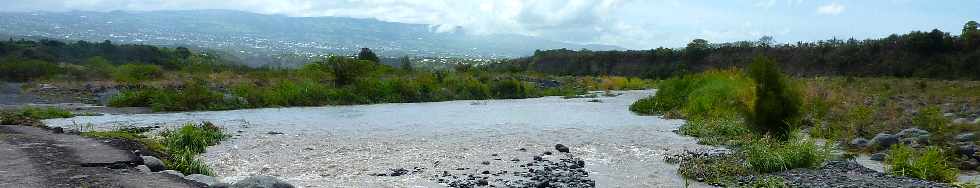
[{"x1": 0, "y1": 10, "x2": 622, "y2": 66}]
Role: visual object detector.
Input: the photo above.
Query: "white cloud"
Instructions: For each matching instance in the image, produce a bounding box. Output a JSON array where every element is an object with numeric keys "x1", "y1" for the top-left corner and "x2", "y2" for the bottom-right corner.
[{"x1": 816, "y1": 2, "x2": 845, "y2": 15}]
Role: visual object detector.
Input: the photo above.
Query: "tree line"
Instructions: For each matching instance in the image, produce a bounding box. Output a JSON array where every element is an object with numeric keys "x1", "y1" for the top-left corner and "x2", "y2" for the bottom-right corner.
[{"x1": 510, "y1": 21, "x2": 980, "y2": 80}]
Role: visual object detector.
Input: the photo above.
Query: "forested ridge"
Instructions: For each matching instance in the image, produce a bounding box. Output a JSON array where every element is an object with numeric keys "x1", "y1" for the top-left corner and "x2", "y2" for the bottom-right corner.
[{"x1": 510, "y1": 21, "x2": 980, "y2": 80}]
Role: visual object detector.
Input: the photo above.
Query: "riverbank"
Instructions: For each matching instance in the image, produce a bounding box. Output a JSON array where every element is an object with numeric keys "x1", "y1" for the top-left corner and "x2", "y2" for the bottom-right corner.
[
  {"x1": 42, "y1": 90, "x2": 715, "y2": 187},
  {"x1": 631, "y1": 65, "x2": 979, "y2": 187}
]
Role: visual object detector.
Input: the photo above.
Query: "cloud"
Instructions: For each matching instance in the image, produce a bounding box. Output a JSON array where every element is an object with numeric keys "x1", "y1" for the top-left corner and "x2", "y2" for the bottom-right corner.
[{"x1": 816, "y1": 2, "x2": 845, "y2": 15}]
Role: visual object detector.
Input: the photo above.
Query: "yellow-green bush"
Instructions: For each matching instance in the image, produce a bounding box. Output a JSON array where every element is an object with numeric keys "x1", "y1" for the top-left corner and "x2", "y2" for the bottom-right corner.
[{"x1": 886, "y1": 144, "x2": 958, "y2": 183}]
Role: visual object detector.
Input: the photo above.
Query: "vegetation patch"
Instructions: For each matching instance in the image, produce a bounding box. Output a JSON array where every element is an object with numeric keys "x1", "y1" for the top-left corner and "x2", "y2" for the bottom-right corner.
[
  {"x1": 79, "y1": 122, "x2": 226, "y2": 176},
  {"x1": 886, "y1": 144, "x2": 958, "y2": 183}
]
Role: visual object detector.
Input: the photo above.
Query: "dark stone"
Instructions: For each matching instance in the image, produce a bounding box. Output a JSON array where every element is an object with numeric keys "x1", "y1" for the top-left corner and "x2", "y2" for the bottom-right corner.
[
  {"x1": 957, "y1": 133, "x2": 976, "y2": 142},
  {"x1": 870, "y1": 153, "x2": 887, "y2": 161},
  {"x1": 267, "y1": 131, "x2": 284, "y2": 135},
  {"x1": 555, "y1": 144, "x2": 570, "y2": 153},
  {"x1": 543, "y1": 151, "x2": 553, "y2": 155},
  {"x1": 51, "y1": 127, "x2": 64, "y2": 134},
  {"x1": 481, "y1": 161, "x2": 491, "y2": 165},
  {"x1": 870, "y1": 133, "x2": 899, "y2": 149},
  {"x1": 533, "y1": 156, "x2": 543, "y2": 161},
  {"x1": 849, "y1": 138, "x2": 870, "y2": 148}
]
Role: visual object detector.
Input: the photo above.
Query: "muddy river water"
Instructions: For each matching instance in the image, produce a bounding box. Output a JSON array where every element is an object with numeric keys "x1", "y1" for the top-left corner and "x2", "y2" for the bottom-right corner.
[{"x1": 46, "y1": 90, "x2": 712, "y2": 187}]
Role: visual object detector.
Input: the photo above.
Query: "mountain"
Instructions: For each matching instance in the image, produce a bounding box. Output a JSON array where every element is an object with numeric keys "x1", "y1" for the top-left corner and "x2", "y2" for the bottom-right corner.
[{"x1": 0, "y1": 10, "x2": 623, "y2": 66}]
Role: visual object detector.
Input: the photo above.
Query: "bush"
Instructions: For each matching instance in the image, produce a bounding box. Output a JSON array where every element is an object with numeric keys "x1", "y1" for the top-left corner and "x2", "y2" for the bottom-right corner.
[
  {"x1": 747, "y1": 56, "x2": 802, "y2": 140},
  {"x1": 491, "y1": 79, "x2": 533, "y2": 99},
  {"x1": 746, "y1": 134, "x2": 829, "y2": 173},
  {"x1": 886, "y1": 144, "x2": 958, "y2": 183},
  {"x1": 913, "y1": 106, "x2": 948, "y2": 139},
  {"x1": 630, "y1": 69, "x2": 753, "y2": 117},
  {"x1": 0, "y1": 59, "x2": 62, "y2": 81},
  {"x1": 113, "y1": 64, "x2": 163, "y2": 83}
]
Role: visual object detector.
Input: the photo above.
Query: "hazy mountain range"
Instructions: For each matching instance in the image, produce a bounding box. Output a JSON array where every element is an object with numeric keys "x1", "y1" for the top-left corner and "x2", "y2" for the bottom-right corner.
[{"x1": 0, "y1": 10, "x2": 622, "y2": 64}]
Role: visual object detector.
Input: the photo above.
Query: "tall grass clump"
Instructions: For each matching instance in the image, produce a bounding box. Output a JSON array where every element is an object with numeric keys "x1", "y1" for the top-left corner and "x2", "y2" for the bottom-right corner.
[
  {"x1": 113, "y1": 63, "x2": 164, "y2": 83},
  {"x1": 746, "y1": 56, "x2": 802, "y2": 140},
  {"x1": 162, "y1": 122, "x2": 226, "y2": 175},
  {"x1": 746, "y1": 133, "x2": 830, "y2": 173},
  {"x1": 886, "y1": 144, "x2": 958, "y2": 183}
]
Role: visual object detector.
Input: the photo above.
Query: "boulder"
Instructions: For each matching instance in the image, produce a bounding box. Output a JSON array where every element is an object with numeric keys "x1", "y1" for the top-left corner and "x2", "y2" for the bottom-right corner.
[
  {"x1": 51, "y1": 127, "x2": 64, "y2": 134},
  {"x1": 870, "y1": 133, "x2": 899, "y2": 149},
  {"x1": 555, "y1": 144, "x2": 570, "y2": 153},
  {"x1": 140, "y1": 156, "x2": 165, "y2": 172},
  {"x1": 958, "y1": 143, "x2": 978, "y2": 156},
  {"x1": 870, "y1": 153, "x2": 887, "y2": 161},
  {"x1": 957, "y1": 133, "x2": 977, "y2": 142},
  {"x1": 232, "y1": 176, "x2": 295, "y2": 188},
  {"x1": 849, "y1": 138, "x2": 870, "y2": 148},
  {"x1": 954, "y1": 118, "x2": 970, "y2": 124},
  {"x1": 135, "y1": 165, "x2": 152, "y2": 173},
  {"x1": 945, "y1": 113, "x2": 956, "y2": 118},
  {"x1": 961, "y1": 160, "x2": 979, "y2": 170},
  {"x1": 162, "y1": 170, "x2": 185, "y2": 178},
  {"x1": 184, "y1": 174, "x2": 220, "y2": 186},
  {"x1": 896, "y1": 128, "x2": 929, "y2": 138}
]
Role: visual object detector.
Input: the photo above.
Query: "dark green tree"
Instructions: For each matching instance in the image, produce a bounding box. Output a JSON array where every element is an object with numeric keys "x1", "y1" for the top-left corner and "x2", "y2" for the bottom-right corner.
[
  {"x1": 746, "y1": 55, "x2": 802, "y2": 140},
  {"x1": 357, "y1": 48, "x2": 380, "y2": 63},
  {"x1": 318, "y1": 56, "x2": 379, "y2": 86},
  {"x1": 399, "y1": 56, "x2": 413, "y2": 72}
]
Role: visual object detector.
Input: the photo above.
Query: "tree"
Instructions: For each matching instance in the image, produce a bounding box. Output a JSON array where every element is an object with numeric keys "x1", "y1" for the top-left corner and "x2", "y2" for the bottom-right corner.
[
  {"x1": 685, "y1": 39, "x2": 710, "y2": 62},
  {"x1": 175, "y1": 47, "x2": 192, "y2": 59},
  {"x1": 399, "y1": 56, "x2": 413, "y2": 72},
  {"x1": 747, "y1": 55, "x2": 802, "y2": 140},
  {"x1": 317, "y1": 56, "x2": 379, "y2": 86},
  {"x1": 963, "y1": 21, "x2": 979, "y2": 49},
  {"x1": 357, "y1": 48, "x2": 380, "y2": 63},
  {"x1": 758, "y1": 36, "x2": 774, "y2": 48}
]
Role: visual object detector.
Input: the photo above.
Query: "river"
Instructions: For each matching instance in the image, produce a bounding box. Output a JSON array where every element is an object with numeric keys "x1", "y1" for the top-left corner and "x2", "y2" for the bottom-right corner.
[{"x1": 45, "y1": 90, "x2": 711, "y2": 187}]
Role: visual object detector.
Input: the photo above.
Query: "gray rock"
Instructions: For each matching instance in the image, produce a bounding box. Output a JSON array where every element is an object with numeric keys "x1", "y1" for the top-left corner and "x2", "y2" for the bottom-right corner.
[
  {"x1": 162, "y1": 170, "x2": 184, "y2": 178},
  {"x1": 945, "y1": 113, "x2": 956, "y2": 118},
  {"x1": 974, "y1": 117, "x2": 980, "y2": 124},
  {"x1": 954, "y1": 118, "x2": 970, "y2": 124},
  {"x1": 210, "y1": 183, "x2": 232, "y2": 188},
  {"x1": 957, "y1": 133, "x2": 977, "y2": 142},
  {"x1": 870, "y1": 133, "x2": 899, "y2": 149},
  {"x1": 896, "y1": 128, "x2": 929, "y2": 138},
  {"x1": 849, "y1": 138, "x2": 870, "y2": 148},
  {"x1": 232, "y1": 176, "x2": 295, "y2": 188},
  {"x1": 555, "y1": 144, "x2": 570, "y2": 153},
  {"x1": 141, "y1": 156, "x2": 165, "y2": 172},
  {"x1": 135, "y1": 165, "x2": 152, "y2": 173},
  {"x1": 185, "y1": 174, "x2": 220, "y2": 186},
  {"x1": 915, "y1": 134, "x2": 930, "y2": 145},
  {"x1": 961, "y1": 160, "x2": 979, "y2": 170},
  {"x1": 870, "y1": 153, "x2": 887, "y2": 161},
  {"x1": 958, "y1": 143, "x2": 978, "y2": 156},
  {"x1": 706, "y1": 148, "x2": 732, "y2": 156}
]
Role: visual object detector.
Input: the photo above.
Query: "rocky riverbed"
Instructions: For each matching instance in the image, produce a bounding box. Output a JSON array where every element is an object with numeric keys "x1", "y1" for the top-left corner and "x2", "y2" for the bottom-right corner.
[{"x1": 45, "y1": 90, "x2": 714, "y2": 187}]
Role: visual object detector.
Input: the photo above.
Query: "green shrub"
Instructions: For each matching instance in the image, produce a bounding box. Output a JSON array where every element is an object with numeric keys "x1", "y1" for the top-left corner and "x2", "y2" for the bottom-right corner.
[
  {"x1": 108, "y1": 89, "x2": 157, "y2": 107},
  {"x1": 913, "y1": 106, "x2": 948, "y2": 139},
  {"x1": 886, "y1": 144, "x2": 958, "y2": 183},
  {"x1": 747, "y1": 56, "x2": 802, "y2": 140},
  {"x1": 0, "y1": 59, "x2": 62, "y2": 81},
  {"x1": 113, "y1": 64, "x2": 163, "y2": 83},
  {"x1": 491, "y1": 79, "x2": 533, "y2": 99},
  {"x1": 746, "y1": 134, "x2": 829, "y2": 173},
  {"x1": 629, "y1": 69, "x2": 752, "y2": 117}
]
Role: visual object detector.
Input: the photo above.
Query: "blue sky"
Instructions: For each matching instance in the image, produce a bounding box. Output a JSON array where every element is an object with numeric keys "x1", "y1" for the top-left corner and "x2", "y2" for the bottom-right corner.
[{"x1": 2, "y1": 0, "x2": 979, "y2": 49}]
